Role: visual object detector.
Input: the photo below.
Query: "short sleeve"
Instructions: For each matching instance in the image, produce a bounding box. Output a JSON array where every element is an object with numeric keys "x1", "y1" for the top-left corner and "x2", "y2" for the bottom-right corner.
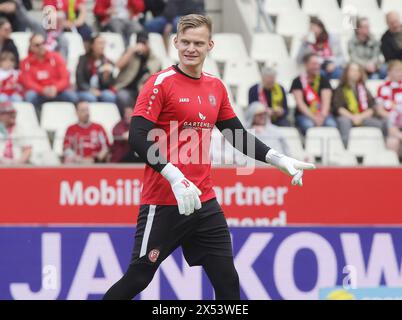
[
  {"x1": 132, "y1": 75, "x2": 165, "y2": 123},
  {"x1": 290, "y1": 77, "x2": 302, "y2": 92},
  {"x1": 320, "y1": 77, "x2": 332, "y2": 90},
  {"x1": 217, "y1": 81, "x2": 236, "y2": 122}
]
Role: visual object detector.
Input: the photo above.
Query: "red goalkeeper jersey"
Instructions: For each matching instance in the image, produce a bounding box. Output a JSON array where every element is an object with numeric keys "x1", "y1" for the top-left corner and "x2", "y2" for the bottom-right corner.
[{"x1": 132, "y1": 66, "x2": 236, "y2": 205}]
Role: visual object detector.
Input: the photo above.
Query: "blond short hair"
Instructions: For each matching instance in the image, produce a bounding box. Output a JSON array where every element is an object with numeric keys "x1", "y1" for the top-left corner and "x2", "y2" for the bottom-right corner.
[{"x1": 177, "y1": 14, "x2": 212, "y2": 38}]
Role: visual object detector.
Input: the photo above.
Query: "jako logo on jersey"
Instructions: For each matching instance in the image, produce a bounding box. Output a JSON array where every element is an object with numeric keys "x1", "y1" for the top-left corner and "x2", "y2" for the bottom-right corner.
[
  {"x1": 148, "y1": 249, "x2": 160, "y2": 263},
  {"x1": 181, "y1": 180, "x2": 191, "y2": 188},
  {"x1": 209, "y1": 94, "x2": 217, "y2": 107},
  {"x1": 199, "y1": 113, "x2": 206, "y2": 121},
  {"x1": 179, "y1": 98, "x2": 190, "y2": 103}
]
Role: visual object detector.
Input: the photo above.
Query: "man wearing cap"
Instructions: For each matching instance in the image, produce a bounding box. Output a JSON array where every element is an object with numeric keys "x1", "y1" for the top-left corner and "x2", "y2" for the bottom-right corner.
[
  {"x1": 0, "y1": 101, "x2": 32, "y2": 165},
  {"x1": 114, "y1": 31, "x2": 161, "y2": 116}
]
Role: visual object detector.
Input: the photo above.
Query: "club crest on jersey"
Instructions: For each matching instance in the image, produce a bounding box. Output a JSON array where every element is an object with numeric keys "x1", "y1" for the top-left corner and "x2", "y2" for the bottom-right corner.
[
  {"x1": 199, "y1": 112, "x2": 206, "y2": 121},
  {"x1": 209, "y1": 94, "x2": 217, "y2": 107},
  {"x1": 148, "y1": 249, "x2": 160, "y2": 263}
]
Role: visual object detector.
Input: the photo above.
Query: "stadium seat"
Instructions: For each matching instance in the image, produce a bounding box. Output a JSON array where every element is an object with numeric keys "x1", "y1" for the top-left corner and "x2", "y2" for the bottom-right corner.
[
  {"x1": 382, "y1": 0, "x2": 402, "y2": 16},
  {"x1": 305, "y1": 127, "x2": 357, "y2": 165},
  {"x1": 100, "y1": 32, "x2": 125, "y2": 63},
  {"x1": 64, "y1": 32, "x2": 86, "y2": 86},
  {"x1": 223, "y1": 59, "x2": 261, "y2": 89},
  {"x1": 342, "y1": 0, "x2": 380, "y2": 16},
  {"x1": 210, "y1": 33, "x2": 249, "y2": 64},
  {"x1": 290, "y1": 36, "x2": 303, "y2": 60},
  {"x1": 88, "y1": 102, "x2": 121, "y2": 142},
  {"x1": 29, "y1": 129, "x2": 60, "y2": 165},
  {"x1": 250, "y1": 33, "x2": 289, "y2": 65},
  {"x1": 53, "y1": 127, "x2": 67, "y2": 157},
  {"x1": 10, "y1": 32, "x2": 31, "y2": 60},
  {"x1": 366, "y1": 79, "x2": 383, "y2": 96},
  {"x1": 318, "y1": 11, "x2": 350, "y2": 36},
  {"x1": 277, "y1": 127, "x2": 309, "y2": 161},
  {"x1": 14, "y1": 102, "x2": 40, "y2": 131},
  {"x1": 236, "y1": 83, "x2": 252, "y2": 109},
  {"x1": 347, "y1": 127, "x2": 386, "y2": 158},
  {"x1": 203, "y1": 56, "x2": 221, "y2": 77},
  {"x1": 168, "y1": 33, "x2": 179, "y2": 62},
  {"x1": 264, "y1": 0, "x2": 300, "y2": 16},
  {"x1": 365, "y1": 11, "x2": 387, "y2": 38},
  {"x1": 40, "y1": 102, "x2": 78, "y2": 133},
  {"x1": 273, "y1": 58, "x2": 300, "y2": 86},
  {"x1": 302, "y1": 0, "x2": 340, "y2": 16},
  {"x1": 148, "y1": 32, "x2": 168, "y2": 62},
  {"x1": 363, "y1": 150, "x2": 400, "y2": 166},
  {"x1": 276, "y1": 11, "x2": 309, "y2": 38},
  {"x1": 340, "y1": 34, "x2": 351, "y2": 61}
]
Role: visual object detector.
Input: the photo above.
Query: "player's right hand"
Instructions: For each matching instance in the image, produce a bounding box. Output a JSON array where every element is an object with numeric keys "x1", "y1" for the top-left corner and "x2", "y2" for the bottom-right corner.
[
  {"x1": 161, "y1": 163, "x2": 202, "y2": 215},
  {"x1": 171, "y1": 178, "x2": 202, "y2": 216}
]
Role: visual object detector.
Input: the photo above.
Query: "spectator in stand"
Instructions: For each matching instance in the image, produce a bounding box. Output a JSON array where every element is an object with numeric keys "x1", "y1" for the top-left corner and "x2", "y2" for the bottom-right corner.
[
  {"x1": 94, "y1": 0, "x2": 145, "y2": 47},
  {"x1": 0, "y1": 18, "x2": 19, "y2": 66},
  {"x1": 0, "y1": 101, "x2": 32, "y2": 165},
  {"x1": 0, "y1": 51, "x2": 22, "y2": 103},
  {"x1": 381, "y1": 11, "x2": 402, "y2": 63},
  {"x1": 387, "y1": 102, "x2": 402, "y2": 159},
  {"x1": 291, "y1": 53, "x2": 337, "y2": 135},
  {"x1": 20, "y1": 33, "x2": 77, "y2": 116},
  {"x1": 114, "y1": 31, "x2": 161, "y2": 115},
  {"x1": 76, "y1": 34, "x2": 116, "y2": 104},
  {"x1": 144, "y1": 0, "x2": 205, "y2": 46},
  {"x1": 348, "y1": 17, "x2": 386, "y2": 80},
  {"x1": 44, "y1": 10, "x2": 69, "y2": 59},
  {"x1": 110, "y1": 106, "x2": 142, "y2": 163},
  {"x1": 63, "y1": 101, "x2": 110, "y2": 164},
  {"x1": 333, "y1": 63, "x2": 384, "y2": 146},
  {"x1": 143, "y1": 0, "x2": 165, "y2": 18},
  {"x1": 248, "y1": 66, "x2": 290, "y2": 127},
  {"x1": 43, "y1": 0, "x2": 93, "y2": 44},
  {"x1": 0, "y1": 0, "x2": 19, "y2": 31},
  {"x1": 376, "y1": 60, "x2": 402, "y2": 121},
  {"x1": 297, "y1": 17, "x2": 344, "y2": 79}
]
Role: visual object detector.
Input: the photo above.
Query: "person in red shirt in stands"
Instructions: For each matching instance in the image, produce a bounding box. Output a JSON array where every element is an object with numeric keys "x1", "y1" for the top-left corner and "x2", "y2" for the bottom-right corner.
[
  {"x1": 43, "y1": 0, "x2": 93, "y2": 43},
  {"x1": 0, "y1": 51, "x2": 22, "y2": 103},
  {"x1": 110, "y1": 105, "x2": 142, "y2": 163},
  {"x1": 94, "y1": 0, "x2": 145, "y2": 46},
  {"x1": 19, "y1": 33, "x2": 77, "y2": 116},
  {"x1": 63, "y1": 101, "x2": 110, "y2": 164}
]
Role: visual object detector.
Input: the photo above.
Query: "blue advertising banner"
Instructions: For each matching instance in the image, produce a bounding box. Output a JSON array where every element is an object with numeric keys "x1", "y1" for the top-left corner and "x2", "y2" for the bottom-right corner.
[{"x1": 1, "y1": 227, "x2": 402, "y2": 300}]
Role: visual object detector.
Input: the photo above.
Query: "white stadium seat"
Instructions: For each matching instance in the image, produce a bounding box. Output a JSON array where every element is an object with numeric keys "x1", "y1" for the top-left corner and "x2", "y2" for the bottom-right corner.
[
  {"x1": 305, "y1": 127, "x2": 357, "y2": 165},
  {"x1": 148, "y1": 32, "x2": 168, "y2": 61},
  {"x1": 223, "y1": 59, "x2": 261, "y2": 88},
  {"x1": 40, "y1": 102, "x2": 78, "y2": 133},
  {"x1": 382, "y1": 0, "x2": 402, "y2": 16},
  {"x1": 210, "y1": 33, "x2": 249, "y2": 64},
  {"x1": 276, "y1": 10, "x2": 309, "y2": 38},
  {"x1": 366, "y1": 79, "x2": 383, "y2": 97},
  {"x1": 53, "y1": 127, "x2": 67, "y2": 157},
  {"x1": 100, "y1": 32, "x2": 125, "y2": 63},
  {"x1": 64, "y1": 32, "x2": 86, "y2": 86},
  {"x1": 250, "y1": 33, "x2": 289, "y2": 65},
  {"x1": 88, "y1": 102, "x2": 121, "y2": 142},
  {"x1": 342, "y1": 0, "x2": 380, "y2": 16},
  {"x1": 277, "y1": 127, "x2": 309, "y2": 161},
  {"x1": 14, "y1": 102, "x2": 40, "y2": 131},
  {"x1": 365, "y1": 11, "x2": 387, "y2": 38},
  {"x1": 168, "y1": 33, "x2": 179, "y2": 62},
  {"x1": 302, "y1": 0, "x2": 340, "y2": 16},
  {"x1": 363, "y1": 150, "x2": 400, "y2": 166},
  {"x1": 273, "y1": 58, "x2": 300, "y2": 86},
  {"x1": 318, "y1": 11, "x2": 350, "y2": 36},
  {"x1": 10, "y1": 32, "x2": 31, "y2": 60},
  {"x1": 203, "y1": 56, "x2": 221, "y2": 77},
  {"x1": 347, "y1": 127, "x2": 386, "y2": 158},
  {"x1": 264, "y1": 0, "x2": 300, "y2": 16},
  {"x1": 29, "y1": 129, "x2": 60, "y2": 165}
]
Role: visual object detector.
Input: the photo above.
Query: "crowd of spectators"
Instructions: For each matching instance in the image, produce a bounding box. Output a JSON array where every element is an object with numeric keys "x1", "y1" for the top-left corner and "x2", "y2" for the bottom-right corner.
[{"x1": 0, "y1": 0, "x2": 401, "y2": 165}]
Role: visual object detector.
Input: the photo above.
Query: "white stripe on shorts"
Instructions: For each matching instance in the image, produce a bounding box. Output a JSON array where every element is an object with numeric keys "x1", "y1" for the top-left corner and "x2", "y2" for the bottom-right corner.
[{"x1": 139, "y1": 205, "x2": 156, "y2": 258}]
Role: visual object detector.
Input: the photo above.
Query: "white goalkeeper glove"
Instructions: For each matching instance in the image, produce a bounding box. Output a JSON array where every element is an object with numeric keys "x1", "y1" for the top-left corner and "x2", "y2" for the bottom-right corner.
[
  {"x1": 266, "y1": 149, "x2": 316, "y2": 186},
  {"x1": 161, "y1": 163, "x2": 202, "y2": 215}
]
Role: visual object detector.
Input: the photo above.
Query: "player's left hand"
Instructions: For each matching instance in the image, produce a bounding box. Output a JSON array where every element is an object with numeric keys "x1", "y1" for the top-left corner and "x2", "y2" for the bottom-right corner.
[{"x1": 266, "y1": 149, "x2": 316, "y2": 186}]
